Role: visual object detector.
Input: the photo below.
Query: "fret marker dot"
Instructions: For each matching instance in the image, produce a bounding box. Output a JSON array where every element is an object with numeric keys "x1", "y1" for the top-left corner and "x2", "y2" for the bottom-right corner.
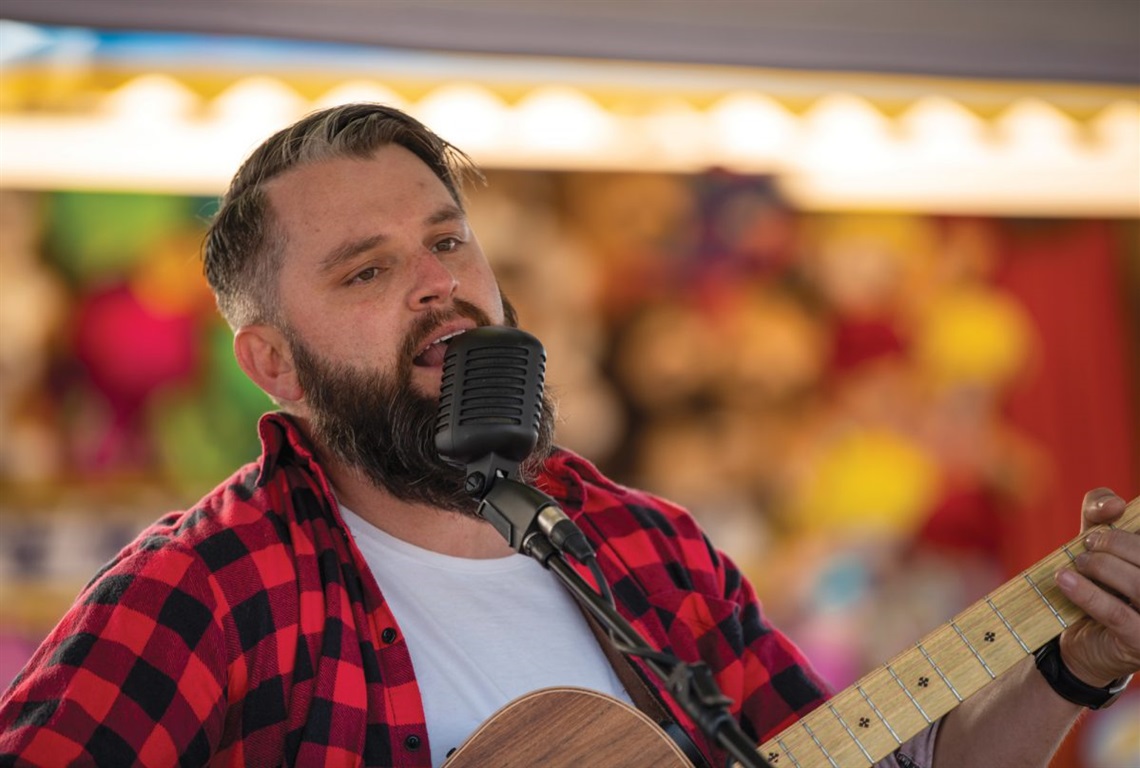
[
  {"x1": 984, "y1": 631, "x2": 996, "y2": 642},
  {"x1": 918, "y1": 676, "x2": 930, "y2": 687}
]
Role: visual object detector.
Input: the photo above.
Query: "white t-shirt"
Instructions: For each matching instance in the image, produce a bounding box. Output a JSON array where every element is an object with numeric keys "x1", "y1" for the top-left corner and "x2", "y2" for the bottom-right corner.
[{"x1": 339, "y1": 505, "x2": 632, "y2": 767}]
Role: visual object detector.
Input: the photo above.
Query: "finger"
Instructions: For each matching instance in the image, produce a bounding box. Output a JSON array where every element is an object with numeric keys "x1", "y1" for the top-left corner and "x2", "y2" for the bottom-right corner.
[
  {"x1": 1086, "y1": 528, "x2": 1140, "y2": 564},
  {"x1": 1056, "y1": 567, "x2": 1140, "y2": 641},
  {"x1": 1076, "y1": 531, "x2": 1140, "y2": 605},
  {"x1": 1081, "y1": 488, "x2": 1126, "y2": 531}
]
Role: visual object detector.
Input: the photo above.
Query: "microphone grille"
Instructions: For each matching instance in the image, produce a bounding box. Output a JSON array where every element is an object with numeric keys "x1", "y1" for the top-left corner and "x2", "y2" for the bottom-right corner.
[{"x1": 435, "y1": 326, "x2": 546, "y2": 465}]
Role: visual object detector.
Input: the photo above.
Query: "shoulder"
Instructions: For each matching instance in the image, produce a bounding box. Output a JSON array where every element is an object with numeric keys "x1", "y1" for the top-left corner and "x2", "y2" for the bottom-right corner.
[
  {"x1": 539, "y1": 448, "x2": 704, "y2": 533},
  {"x1": 75, "y1": 459, "x2": 277, "y2": 616},
  {"x1": 537, "y1": 447, "x2": 724, "y2": 592},
  {"x1": 147, "y1": 413, "x2": 336, "y2": 578},
  {"x1": 84, "y1": 418, "x2": 331, "y2": 624}
]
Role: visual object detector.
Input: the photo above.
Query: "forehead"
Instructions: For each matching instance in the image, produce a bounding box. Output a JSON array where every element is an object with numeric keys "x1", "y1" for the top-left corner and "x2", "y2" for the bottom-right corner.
[{"x1": 264, "y1": 144, "x2": 455, "y2": 230}]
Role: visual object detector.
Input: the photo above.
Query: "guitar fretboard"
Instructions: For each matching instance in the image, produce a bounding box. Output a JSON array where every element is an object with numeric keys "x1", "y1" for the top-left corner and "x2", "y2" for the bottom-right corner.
[{"x1": 755, "y1": 497, "x2": 1139, "y2": 768}]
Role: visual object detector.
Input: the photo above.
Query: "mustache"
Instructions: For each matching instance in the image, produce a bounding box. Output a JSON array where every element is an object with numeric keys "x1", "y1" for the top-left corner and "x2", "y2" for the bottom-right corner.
[{"x1": 401, "y1": 298, "x2": 497, "y2": 365}]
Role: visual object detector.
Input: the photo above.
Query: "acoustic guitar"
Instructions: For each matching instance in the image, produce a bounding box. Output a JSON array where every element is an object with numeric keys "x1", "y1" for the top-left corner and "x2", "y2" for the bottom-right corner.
[{"x1": 444, "y1": 496, "x2": 1138, "y2": 768}]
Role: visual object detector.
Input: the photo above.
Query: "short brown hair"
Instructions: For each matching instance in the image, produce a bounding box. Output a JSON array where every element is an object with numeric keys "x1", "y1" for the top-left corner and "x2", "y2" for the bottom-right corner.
[{"x1": 203, "y1": 103, "x2": 479, "y2": 329}]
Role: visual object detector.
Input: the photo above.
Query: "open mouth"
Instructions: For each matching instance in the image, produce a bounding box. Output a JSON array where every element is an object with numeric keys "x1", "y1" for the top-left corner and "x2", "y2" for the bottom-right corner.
[{"x1": 412, "y1": 328, "x2": 468, "y2": 367}]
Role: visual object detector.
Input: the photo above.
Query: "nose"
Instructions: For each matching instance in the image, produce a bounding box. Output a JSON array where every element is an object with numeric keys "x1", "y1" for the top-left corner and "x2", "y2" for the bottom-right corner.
[{"x1": 407, "y1": 250, "x2": 459, "y2": 310}]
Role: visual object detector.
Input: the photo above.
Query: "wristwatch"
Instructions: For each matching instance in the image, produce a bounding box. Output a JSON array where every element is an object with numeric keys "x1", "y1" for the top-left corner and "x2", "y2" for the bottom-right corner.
[{"x1": 1034, "y1": 636, "x2": 1133, "y2": 710}]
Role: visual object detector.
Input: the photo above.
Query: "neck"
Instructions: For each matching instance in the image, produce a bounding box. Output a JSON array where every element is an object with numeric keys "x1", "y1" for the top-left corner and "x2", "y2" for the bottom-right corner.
[{"x1": 320, "y1": 449, "x2": 515, "y2": 560}]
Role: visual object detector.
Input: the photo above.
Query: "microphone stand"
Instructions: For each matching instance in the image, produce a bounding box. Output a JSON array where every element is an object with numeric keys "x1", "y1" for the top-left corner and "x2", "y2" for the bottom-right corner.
[{"x1": 475, "y1": 473, "x2": 773, "y2": 768}]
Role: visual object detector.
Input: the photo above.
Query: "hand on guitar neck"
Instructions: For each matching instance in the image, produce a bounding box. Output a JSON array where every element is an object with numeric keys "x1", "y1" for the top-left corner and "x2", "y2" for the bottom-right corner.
[
  {"x1": 925, "y1": 488, "x2": 1139, "y2": 768},
  {"x1": 1053, "y1": 488, "x2": 1140, "y2": 689}
]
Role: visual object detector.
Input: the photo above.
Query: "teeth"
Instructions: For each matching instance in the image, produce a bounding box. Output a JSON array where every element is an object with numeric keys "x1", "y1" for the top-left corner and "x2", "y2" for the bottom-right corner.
[{"x1": 419, "y1": 328, "x2": 466, "y2": 355}]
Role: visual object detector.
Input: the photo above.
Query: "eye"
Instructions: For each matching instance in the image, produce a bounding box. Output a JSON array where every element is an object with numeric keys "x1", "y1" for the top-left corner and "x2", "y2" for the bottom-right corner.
[
  {"x1": 433, "y1": 237, "x2": 462, "y2": 254},
  {"x1": 348, "y1": 266, "x2": 382, "y2": 284}
]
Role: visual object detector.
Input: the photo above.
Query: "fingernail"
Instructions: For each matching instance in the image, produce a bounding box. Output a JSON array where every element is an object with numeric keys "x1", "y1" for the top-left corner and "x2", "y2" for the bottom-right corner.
[
  {"x1": 1056, "y1": 569, "x2": 1079, "y2": 589},
  {"x1": 1085, "y1": 532, "x2": 1102, "y2": 549}
]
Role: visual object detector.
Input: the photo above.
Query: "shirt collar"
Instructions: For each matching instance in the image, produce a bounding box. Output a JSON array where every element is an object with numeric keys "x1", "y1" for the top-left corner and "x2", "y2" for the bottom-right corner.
[{"x1": 256, "y1": 410, "x2": 324, "y2": 480}]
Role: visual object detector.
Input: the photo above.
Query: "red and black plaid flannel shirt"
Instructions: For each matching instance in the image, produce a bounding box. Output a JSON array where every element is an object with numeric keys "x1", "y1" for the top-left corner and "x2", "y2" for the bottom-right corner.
[{"x1": 0, "y1": 412, "x2": 828, "y2": 766}]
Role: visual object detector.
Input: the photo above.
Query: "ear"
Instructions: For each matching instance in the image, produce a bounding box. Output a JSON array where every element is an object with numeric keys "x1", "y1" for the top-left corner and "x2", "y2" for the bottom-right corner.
[{"x1": 234, "y1": 325, "x2": 303, "y2": 404}]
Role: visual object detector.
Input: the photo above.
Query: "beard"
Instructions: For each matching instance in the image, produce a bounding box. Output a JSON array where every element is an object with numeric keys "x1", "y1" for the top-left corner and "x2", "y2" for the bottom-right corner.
[{"x1": 286, "y1": 297, "x2": 557, "y2": 517}]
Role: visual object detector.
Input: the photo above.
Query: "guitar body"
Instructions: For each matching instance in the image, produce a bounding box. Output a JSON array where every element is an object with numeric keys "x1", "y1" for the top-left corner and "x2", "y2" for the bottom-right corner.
[{"x1": 443, "y1": 687, "x2": 693, "y2": 768}]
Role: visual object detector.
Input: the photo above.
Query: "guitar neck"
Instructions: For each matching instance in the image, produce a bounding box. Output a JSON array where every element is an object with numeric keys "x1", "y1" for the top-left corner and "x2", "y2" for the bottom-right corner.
[{"x1": 756, "y1": 496, "x2": 1140, "y2": 768}]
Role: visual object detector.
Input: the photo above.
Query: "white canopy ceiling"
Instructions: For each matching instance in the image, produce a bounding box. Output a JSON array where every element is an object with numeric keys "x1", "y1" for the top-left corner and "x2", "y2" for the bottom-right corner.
[{"x1": 2, "y1": 2, "x2": 1137, "y2": 214}]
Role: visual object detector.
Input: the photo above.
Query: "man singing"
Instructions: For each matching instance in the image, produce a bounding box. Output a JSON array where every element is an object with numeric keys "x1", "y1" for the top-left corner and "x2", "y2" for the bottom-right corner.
[{"x1": 1, "y1": 103, "x2": 1136, "y2": 767}]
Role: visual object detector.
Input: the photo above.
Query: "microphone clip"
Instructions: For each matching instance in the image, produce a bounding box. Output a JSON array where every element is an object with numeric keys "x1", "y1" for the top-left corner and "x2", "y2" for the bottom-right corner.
[
  {"x1": 460, "y1": 452, "x2": 520, "y2": 499},
  {"x1": 472, "y1": 472, "x2": 594, "y2": 565}
]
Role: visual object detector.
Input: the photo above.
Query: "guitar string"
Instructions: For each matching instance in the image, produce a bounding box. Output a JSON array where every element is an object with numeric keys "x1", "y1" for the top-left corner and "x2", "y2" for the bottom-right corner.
[
  {"x1": 1023, "y1": 573, "x2": 1068, "y2": 628},
  {"x1": 950, "y1": 621, "x2": 995, "y2": 680},
  {"x1": 886, "y1": 665, "x2": 932, "y2": 724},
  {"x1": 799, "y1": 719, "x2": 839, "y2": 768},
  {"x1": 826, "y1": 703, "x2": 874, "y2": 764},
  {"x1": 985, "y1": 598, "x2": 1030, "y2": 654},
  {"x1": 917, "y1": 643, "x2": 962, "y2": 702},
  {"x1": 856, "y1": 684, "x2": 902, "y2": 745}
]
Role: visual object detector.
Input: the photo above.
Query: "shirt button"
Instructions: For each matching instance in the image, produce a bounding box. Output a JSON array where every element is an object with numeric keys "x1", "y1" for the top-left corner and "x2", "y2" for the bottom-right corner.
[
  {"x1": 381, "y1": 627, "x2": 397, "y2": 644},
  {"x1": 404, "y1": 734, "x2": 422, "y2": 751}
]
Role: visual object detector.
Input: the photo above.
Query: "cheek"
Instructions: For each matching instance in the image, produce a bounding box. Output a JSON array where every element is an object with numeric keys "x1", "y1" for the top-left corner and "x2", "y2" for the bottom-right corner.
[
  {"x1": 293, "y1": 303, "x2": 404, "y2": 367},
  {"x1": 463, "y1": 261, "x2": 505, "y2": 323},
  {"x1": 488, "y1": 284, "x2": 506, "y2": 325}
]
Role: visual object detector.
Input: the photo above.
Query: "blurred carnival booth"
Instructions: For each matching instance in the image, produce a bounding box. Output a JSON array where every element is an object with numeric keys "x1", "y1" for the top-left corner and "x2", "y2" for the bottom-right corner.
[{"x1": 0, "y1": 8, "x2": 1137, "y2": 766}]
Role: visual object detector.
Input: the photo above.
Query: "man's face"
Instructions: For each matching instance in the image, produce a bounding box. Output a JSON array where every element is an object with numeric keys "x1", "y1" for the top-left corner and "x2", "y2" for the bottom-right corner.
[
  {"x1": 266, "y1": 143, "x2": 506, "y2": 400},
  {"x1": 264, "y1": 144, "x2": 553, "y2": 511}
]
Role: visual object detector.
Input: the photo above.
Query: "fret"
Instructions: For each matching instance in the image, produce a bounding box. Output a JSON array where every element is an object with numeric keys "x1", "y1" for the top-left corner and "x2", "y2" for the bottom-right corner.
[
  {"x1": 824, "y1": 685, "x2": 903, "y2": 761},
  {"x1": 785, "y1": 706, "x2": 868, "y2": 768},
  {"x1": 986, "y1": 597, "x2": 1030, "y2": 653},
  {"x1": 950, "y1": 620, "x2": 995, "y2": 679},
  {"x1": 991, "y1": 537, "x2": 1082, "y2": 635},
  {"x1": 1023, "y1": 573, "x2": 1068, "y2": 629},
  {"x1": 852, "y1": 666, "x2": 930, "y2": 744},
  {"x1": 886, "y1": 664, "x2": 932, "y2": 723},
  {"x1": 887, "y1": 637, "x2": 966, "y2": 723},
  {"x1": 827, "y1": 704, "x2": 874, "y2": 765},
  {"x1": 768, "y1": 718, "x2": 824, "y2": 768},
  {"x1": 917, "y1": 643, "x2": 962, "y2": 702},
  {"x1": 857, "y1": 684, "x2": 902, "y2": 745},
  {"x1": 916, "y1": 623, "x2": 999, "y2": 702},
  {"x1": 954, "y1": 601, "x2": 1025, "y2": 678},
  {"x1": 775, "y1": 737, "x2": 801, "y2": 768},
  {"x1": 800, "y1": 720, "x2": 839, "y2": 767},
  {"x1": 1024, "y1": 554, "x2": 1087, "y2": 628}
]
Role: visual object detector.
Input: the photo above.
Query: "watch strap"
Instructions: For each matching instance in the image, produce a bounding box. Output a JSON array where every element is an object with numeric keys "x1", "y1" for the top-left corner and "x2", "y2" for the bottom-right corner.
[{"x1": 1034, "y1": 636, "x2": 1132, "y2": 710}]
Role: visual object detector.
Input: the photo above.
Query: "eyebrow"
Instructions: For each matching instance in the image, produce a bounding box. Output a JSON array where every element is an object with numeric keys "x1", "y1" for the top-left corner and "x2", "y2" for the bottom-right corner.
[{"x1": 316, "y1": 204, "x2": 467, "y2": 276}]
